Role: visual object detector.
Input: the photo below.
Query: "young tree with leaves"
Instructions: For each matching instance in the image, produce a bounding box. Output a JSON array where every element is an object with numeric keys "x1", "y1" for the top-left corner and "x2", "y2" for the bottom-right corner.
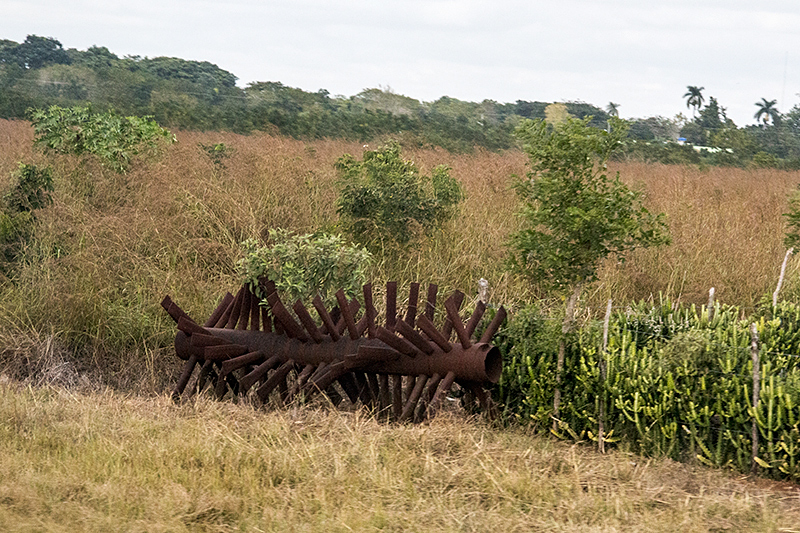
[{"x1": 507, "y1": 116, "x2": 670, "y2": 422}]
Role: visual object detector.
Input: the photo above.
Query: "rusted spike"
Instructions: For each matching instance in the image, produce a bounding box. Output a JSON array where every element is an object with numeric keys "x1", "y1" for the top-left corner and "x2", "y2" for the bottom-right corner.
[
  {"x1": 336, "y1": 290, "x2": 360, "y2": 340},
  {"x1": 353, "y1": 345, "x2": 400, "y2": 363},
  {"x1": 338, "y1": 373, "x2": 361, "y2": 404},
  {"x1": 177, "y1": 316, "x2": 208, "y2": 337},
  {"x1": 405, "y1": 282, "x2": 420, "y2": 327},
  {"x1": 400, "y1": 375, "x2": 429, "y2": 421},
  {"x1": 479, "y1": 306, "x2": 507, "y2": 344},
  {"x1": 363, "y1": 283, "x2": 377, "y2": 339},
  {"x1": 414, "y1": 315, "x2": 452, "y2": 353},
  {"x1": 356, "y1": 313, "x2": 369, "y2": 337},
  {"x1": 354, "y1": 372, "x2": 374, "y2": 405},
  {"x1": 239, "y1": 355, "x2": 282, "y2": 393},
  {"x1": 214, "y1": 292, "x2": 238, "y2": 328},
  {"x1": 172, "y1": 354, "x2": 198, "y2": 400},
  {"x1": 267, "y1": 292, "x2": 308, "y2": 341},
  {"x1": 428, "y1": 371, "x2": 456, "y2": 417},
  {"x1": 261, "y1": 306, "x2": 272, "y2": 332},
  {"x1": 367, "y1": 373, "x2": 381, "y2": 401},
  {"x1": 392, "y1": 375, "x2": 403, "y2": 419},
  {"x1": 395, "y1": 319, "x2": 435, "y2": 355},
  {"x1": 441, "y1": 291, "x2": 465, "y2": 339},
  {"x1": 237, "y1": 288, "x2": 252, "y2": 330},
  {"x1": 445, "y1": 293, "x2": 472, "y2": 350},
  {"x1": 379, "y1": 374, "x2": 391, "y2": 412},
  {"x1": 423, "y1": 372, "x2": 443, "y2": 406},
  {"x1": 414, "y1": 372, "x2": 443, "y2": 423},
  {"x1": 465, "y1": 301, "x2": 487, "y2": 339},
  {"x1": 204, "y1": 343, "x2": 249, "y2": 361},
  {"x1": 425, "y1": 284, "x2": 438, "y2": 321},
  {"x1": 465, "y1": 382, "x2": 497, "y2": 419},
  {"x1": 190, "y1": 360, "x2": 216, "y2": 396},
  {"x1": 220, "y1": 350, "x2": 265, "y2": 377},
  {"x1": 189, "y1": 333, "x2": 228, "y2": 347},
  {"x1": 214, "y1": 374, "x2": 229, "y2": 399},
  {"x1": 161, "y1": 296, "x2": 188, "y2": 324},
  {"x1": 290, "y1": 364, "x2": 316, "y2": 398},
  {"x1": 312, "y1": 296, "x2": 340, "y2": 341},
  {"x1": 249, "y1": 293, "x2": 261, "y2": 331},
  {"x1": 292, "y1": 300, "x2": 325, "y2": 343},
  {"x1": 301, "y1": 362, "x2": 329, "y2": 395},
  {"x1": 308, "y1": 361, "x2": 349, "y2": 397},
  {"x1": 325, "y1": 384, "x2": 344, "y2": 407},
  {"x1": 226, "y1": 286, "x2": 246, "y2": 329},
  {"x1": 205, "y1": 293, "x2": 234, "y2": 327},
  {"x1": 257, "y1": 359, "x2": 295, "y2": 403},
  {"x1": 376, "y1": 326, "x2": 418, "y2": 357},
  {"x1": 403, "y1": 375, "x2": 418, "y2": 403},
  {"x1": 386, "y1": 281, "x2": 397, "y2": 330},
  {"x1": 278, "y1": 374, "x2": 290, "y2": 403}
]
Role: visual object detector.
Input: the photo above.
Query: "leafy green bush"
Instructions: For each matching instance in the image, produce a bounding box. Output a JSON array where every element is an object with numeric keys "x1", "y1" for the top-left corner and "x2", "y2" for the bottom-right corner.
[
  {"x1": 0, "y1": 163, "x2": 54, "y2": 267},
  {"x1": 236, "y1": 229, "x2": 371, "y2": 306},
  {"x1": 29, "y1": 104, "x2": 174, "y2": 173},
  {"x1": 335, "y1": 141, "x2": 464, "y2": 249}
]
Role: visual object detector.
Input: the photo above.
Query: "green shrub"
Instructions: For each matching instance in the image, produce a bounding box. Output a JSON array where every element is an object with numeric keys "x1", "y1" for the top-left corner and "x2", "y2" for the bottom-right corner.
[
  {"x1": 29, "y1": 104, "x2": 174, "y2": 173},
  {"x1": 0, "y1": 163, "x2": 54, "y2": 268},
  {"x1": 236, "y1": 229, "x2": 371, "y2": 306},
  {"x1": 335, "y1": 141, "x2": 464, "y2": 249}
]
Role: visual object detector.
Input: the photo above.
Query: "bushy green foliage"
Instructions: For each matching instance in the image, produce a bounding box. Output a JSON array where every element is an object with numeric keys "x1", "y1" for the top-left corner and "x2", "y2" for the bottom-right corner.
[
  {"x1": 783, "y1": 186, "x2": 800, "y2": 250},
  {"x1": 335, "y1": 142, "x2": 464, "y2": 249},
  {"x1": 29, "y1": 104, "x2": 174, "y2": 172},
  {"x1": 236, "y1": 229, "x2": 371, "y2": 306},
  {"x1": 508, "y1": 117, "x2": 670, "y2": 292},
  {"x1": 0, "y1": 163, "x2": 54, "y2": 267},
  {"x1": 495, "y1": 298, "x2": 800, "y2": 481},
  {"x1": 198, "y1": 142, "x2": 233, "y2": 171}
]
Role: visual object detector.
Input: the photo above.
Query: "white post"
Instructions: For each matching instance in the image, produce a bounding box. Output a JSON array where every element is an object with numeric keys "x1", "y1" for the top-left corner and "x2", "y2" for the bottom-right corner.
[
  {"x1": 773, "y1": 248, "x2": 794, "y2": 309},
  {"x1": 478, "y1": 278, "x2": 489, "y2": 304}
]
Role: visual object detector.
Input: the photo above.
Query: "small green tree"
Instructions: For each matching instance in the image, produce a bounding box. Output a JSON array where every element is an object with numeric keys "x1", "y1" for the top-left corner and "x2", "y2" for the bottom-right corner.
[
  {"x1": 507, "y1": 117, "x2": 670, "y2": 422},
  {"x1": 29, "y1": 104, "x2": 175, "y2": 173},
  {"x1": 783, "y1": 187, "x2": 800, "y2": 250},
  {"x1": 335, "y1": 141, "x2": 464, "y2": 249},
  {"x1": 236, "y1": 229, "x2": 371, "y2": 307},
  {"x1": 0, "y1": 163, "x2": 54, "y2": 268}
]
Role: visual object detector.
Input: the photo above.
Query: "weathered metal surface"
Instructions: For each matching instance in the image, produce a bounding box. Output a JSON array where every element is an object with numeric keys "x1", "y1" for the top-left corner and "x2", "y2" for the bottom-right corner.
[{"x1": 162, "y1": 280, "x2": 506, "y2": 422}]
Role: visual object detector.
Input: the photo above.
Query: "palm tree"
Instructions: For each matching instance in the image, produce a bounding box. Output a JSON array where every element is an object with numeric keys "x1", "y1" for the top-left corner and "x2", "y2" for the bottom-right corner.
[
  {"x1": 605, "y1": 102, "x2": 620, "y2": 117},
  {"x1": 754, "y1": 98, "x2": 780, "y2": 125},
  {"x1": 684, "y1": 86, "x2": 705, "y2": 116}
]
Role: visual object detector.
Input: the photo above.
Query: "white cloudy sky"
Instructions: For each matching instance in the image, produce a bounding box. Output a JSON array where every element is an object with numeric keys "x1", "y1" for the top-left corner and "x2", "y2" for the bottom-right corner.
[{"x1": 3, "y1": 0, "x2": 799, "y2": 126}]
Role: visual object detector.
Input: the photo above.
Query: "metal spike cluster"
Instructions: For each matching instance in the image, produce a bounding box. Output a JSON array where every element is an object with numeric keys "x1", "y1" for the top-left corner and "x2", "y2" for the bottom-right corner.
[{"x1": 161, "y1": 280, "x2": 506, "y2": 422}]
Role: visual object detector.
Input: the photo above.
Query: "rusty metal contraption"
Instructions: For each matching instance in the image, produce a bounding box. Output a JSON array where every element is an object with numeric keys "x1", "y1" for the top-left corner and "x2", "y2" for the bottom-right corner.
[{"x1": 162, "y1": 280, "x2": 506, "y2": 422}]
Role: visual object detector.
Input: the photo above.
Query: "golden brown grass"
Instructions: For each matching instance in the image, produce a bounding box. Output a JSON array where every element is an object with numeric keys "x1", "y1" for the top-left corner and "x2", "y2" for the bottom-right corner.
[
  {"x1": 1, "y1": 382, "x2": 798, "y2": 532},
  {"x1": 2, "y1": 118, "x2": 800, "y2": 387}
]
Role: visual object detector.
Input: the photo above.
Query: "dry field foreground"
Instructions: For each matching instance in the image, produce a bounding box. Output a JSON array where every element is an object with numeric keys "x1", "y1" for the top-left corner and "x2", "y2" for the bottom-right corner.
[{"x1": 1, "y1": 383, "x2": 799, "y2": 532}]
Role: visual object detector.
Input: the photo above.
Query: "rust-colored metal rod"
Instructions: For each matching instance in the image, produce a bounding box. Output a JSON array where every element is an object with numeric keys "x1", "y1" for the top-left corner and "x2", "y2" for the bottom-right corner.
[
  {"x1": 301, "y1": 362, "x2": 329, "y2": 396},
  {"x1": 465, "y1": 301, "x2": 486, "y2": 339},
  {"x1": 392, "y1": 375, "x2": 403, "y2": 419},
  {"x1": 415, "y1": 372, "x2": 442, "y2": 422},
  {"x1": 177, "y1": 316, "x2": 209, "y2": 337},
  {"x1": 395, "y1": 319, "x2": 435, "y2": 355},
  {"x1": 445, "y1": 293, "x2": 471, "y2": 350},
  {"x1": 204, "y1": 343, "x2": 249, "y2": 361},
  {"x1": 428, "y1": 371, "x2": 456, "y2": 417},
  {"x1": 239, "y1": 354, "x2": 282, "y2": 393},
  {"x1": 215, "y1": 292, "x2": 238, "y2": 328},
  {"x1": 261, "y1": 306, "x2": 272, "y2": 332},
  {"x1": 292, "y1": 300, "x2": 325, "y2": 343},
  {"x1": 189, "y1": 333, "x2": 227, "y2": 347},
  {"x1": 191, "y1": 360, "x2": 216, "y2": 396},
  {"x1": 479, "y1": 306, "x2": 507, "y2": 344},
  {"x1": 415, "y1": 315, "x2": 452, "y2": 353},
  {"x1": 226, "y1": 286, "x2": 246, "y2": 329},
  {"x1": 205, "y1": 292, "x2": 234, "y2": 327},
  {"x1": 405, "y1": 282, "x2": 420, "y2": 327},
  {"x1": 379, "y1": 374, "x2": 391, "y2": 412},
  {"x1": 312, "y1": 295, "x2": 340, "y2": 341},
  {"x1": 400, "y1": 375, "x2": 429, "y2": 421},
  {"x1": 386, "y1": 281, "x2": 397, "y2": 330},
  {"x1": 307, "y1": 361, "x2": 350, "y2": 397},
  {"x1": 441, "y1": 291, "x2": 464, "y2": 339},
  {"x1": 172, "y1": 355, "x2": 198, "y2": 400},
  {"x1": 249, "y1": 292, "x2": 261, "y2": 331},
  {"x1": 267, "y1": 292, "x2": 308, "y2": 341},
  {"x1": 425, "y1": 284, "x2": 438, "y2": 321},
  {"x1": 354, "y1": 372, "x2": 373, "y2": 405},
  {"x1": 257, "y1": 359, "x2": 295, "y2": 403},
  {"x1": 237, "y1": 288, "x2": 252, "y2": 330},
  {"x1": 161, "y1": 295, "x2": 187, "y2": 323},
  {"x1": 367, "y1": 373, "x2": 381, "y2": 402},
  {"x1": 403, "y1": 375, "x2": 417, "y2": 403},
  {"x1": 336, "y1": 290, "x2": 360, "y2": 340},
  {"x1": 337, "y1": 373, "x2": 360, "y2": 404},
  {"x1": 220, "y1": 350, "x2": 265, "y2": 377},
  {"x1": 376, "y1": 326, "x2": 418, "y2": 357}
]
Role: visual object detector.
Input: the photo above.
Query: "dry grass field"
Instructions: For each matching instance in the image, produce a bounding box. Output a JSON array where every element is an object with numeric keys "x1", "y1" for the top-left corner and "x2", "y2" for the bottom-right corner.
[
  {"x1": 1, "y1": 383, "x2": 799, "y2": 532},
  {"x1": 2, "y1": 118, "x2": 800, "y2": 530}
]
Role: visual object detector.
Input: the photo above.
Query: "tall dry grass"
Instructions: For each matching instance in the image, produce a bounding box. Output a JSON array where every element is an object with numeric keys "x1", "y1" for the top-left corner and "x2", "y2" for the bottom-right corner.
[
  {"x1": 1, "y1": 118, "x2": 800, "y2": 385},
  {"x1": 1, "y1": 383, "x2": 798, "y2": 532}
]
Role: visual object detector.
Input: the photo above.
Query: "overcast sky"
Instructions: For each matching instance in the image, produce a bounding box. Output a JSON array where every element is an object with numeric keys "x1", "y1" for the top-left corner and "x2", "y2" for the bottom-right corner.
[{"x1": 3, "y1": 0, "x2": 799, "y2": 126}]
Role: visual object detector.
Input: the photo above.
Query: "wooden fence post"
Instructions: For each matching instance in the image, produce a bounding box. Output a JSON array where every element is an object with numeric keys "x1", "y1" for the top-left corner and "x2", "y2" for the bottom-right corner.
[
  {"x1": 773, "y1": 248, "x2": 793, "y2": 309},
  {"x1": 707, "y1": 287, "x2": 715, "y2": 322},
  {"x1": 599, "y1": 299, "x2": 612, "y2": 453},
  {"x1": 751, "y1": 322, "x2": 761, "y2": 474}
]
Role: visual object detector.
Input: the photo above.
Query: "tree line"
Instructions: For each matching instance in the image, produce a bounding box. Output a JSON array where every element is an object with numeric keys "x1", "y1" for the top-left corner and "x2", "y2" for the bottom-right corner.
[{"x1": 2, "y1": 35, "x2": 800, "y2": 166}]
